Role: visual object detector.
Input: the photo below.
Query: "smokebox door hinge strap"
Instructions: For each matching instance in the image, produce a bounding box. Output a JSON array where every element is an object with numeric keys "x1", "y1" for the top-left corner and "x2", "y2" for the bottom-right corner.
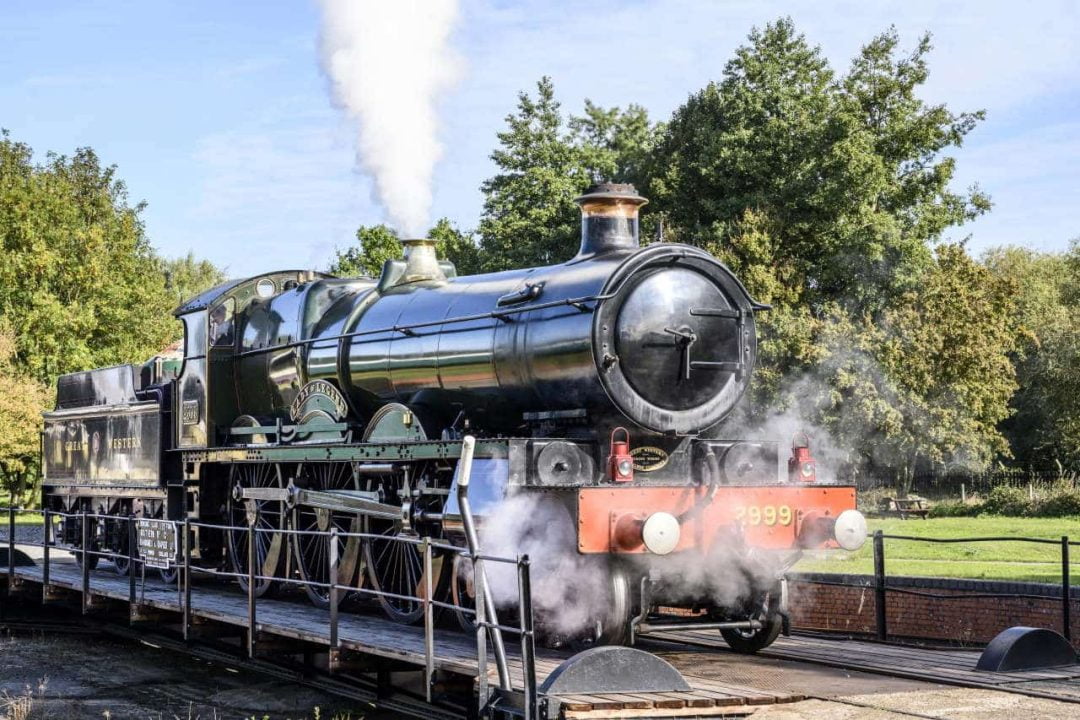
[{"x1": 688, "y1": 307, "x2": 744, "y2": 319}]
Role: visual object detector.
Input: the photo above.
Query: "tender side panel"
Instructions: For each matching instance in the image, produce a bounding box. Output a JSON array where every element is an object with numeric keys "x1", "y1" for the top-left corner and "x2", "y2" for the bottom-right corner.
[
  {"x1": 577, "y1": 485, "x2": 857, "y2": 553},
  {"x1": 43, "y1": 402, "x2": 162, "y2": 486}
]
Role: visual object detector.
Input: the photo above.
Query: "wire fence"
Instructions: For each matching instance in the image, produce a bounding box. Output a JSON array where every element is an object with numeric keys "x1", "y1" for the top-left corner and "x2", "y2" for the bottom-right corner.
[
  {"x1": 0, "y1": 505, "x2": 541, "y2": 719},
  {"x1": 849, "y1": 468, "x2": 1079, "y2": 497}
]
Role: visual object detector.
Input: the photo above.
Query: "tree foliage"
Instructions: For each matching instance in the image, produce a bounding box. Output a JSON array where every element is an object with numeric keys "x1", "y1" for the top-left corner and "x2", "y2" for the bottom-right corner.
[
  {"x1": 477, "y1": 78, "x2": 662, "y2": 271},
  {"x1": 643, "y1": 20, "x2": 1010, "y2": 474},
  {"x1": 808, "y1": 246, "x2": 1019, "y2": 479},
  {"x1": 0, "y1": 327, "x2": 49, "y2": 504},
  {"x1": 161, "y1": 251, "x2": 228, "y2": 308},
  {"x1": 984, "y1": 243, "x2": 1080, "y2": 468},
  {"x1": 651, "y1": 19, "x2": 988, "y2": 315},
  {"x1": 0, "y1": 130, "x2": 186, "y2": 386}
]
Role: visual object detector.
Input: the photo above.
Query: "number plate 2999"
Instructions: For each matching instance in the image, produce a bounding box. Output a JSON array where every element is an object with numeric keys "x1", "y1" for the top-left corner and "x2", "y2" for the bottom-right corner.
[{"x1": 734, "y1": 504, "x2": 793, "y2": 526}]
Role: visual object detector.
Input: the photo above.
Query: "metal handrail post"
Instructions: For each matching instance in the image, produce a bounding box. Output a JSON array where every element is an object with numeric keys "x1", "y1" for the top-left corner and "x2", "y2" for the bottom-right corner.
[
  {"x1": 128, "y1": 514, "x2": 137, "y2": 606},
  {"x1": 474, "y1": 556, "x2": 488, "y2": 717},
  {"x1": 247, "y1": 518, "x2": 257, "y2": 658},
  {"x1": 517, "y1": 555, "x2": 537, "y2": 720},
  {"x1": 81, "y1": 509, "x2": 90, "y2": 614},
  {"x1": 456, "y1": 435, "x2": 511, "y2": 690},
  {"x1": 42, "y1": 507, "x2": 50, "y2": 595},
  {"x1": 1062, "y1": 536, "x2": 1071, "y2": 643},
  {"x1": 422, "y1": 537, "x2": 434, "y2": 703},
  {"x1": 873, "y1": 530, "x2": 886, "y2": 641},
  {"x1": 183, "y1": 517, "x2": 192, "y2": 640},
  {"x1": 329, "y1": 527, "x2": 339, "y2": 654}
]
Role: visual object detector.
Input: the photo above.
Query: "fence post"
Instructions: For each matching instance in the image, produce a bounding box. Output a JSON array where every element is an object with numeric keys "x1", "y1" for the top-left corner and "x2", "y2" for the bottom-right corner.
[
  {"x1": 247, "y1": 517, "x2": 257, "y2": 658},
  {"x1": 1062, "y1": 536, "x2": 1071, "y2": 644},
  {"x1": 873, "y1": 530, "x2": 887, "y2": 641},
  {"x1": 81, "y1": 509, "x2": 90, "y2": 615},
  {"x1": 183, "y1": 517, "x2": 192, "y2": 641},
  {"x1": 328, "y1": 527, "x2": 339, "y2": 661},
  {"x1": 422, "y1": 537, "x2": 434, "y2": 703},
  {"x1": 42, "y1": 507, "x2": 50, "y2": 595},
  {"x1": 960, "y1": 483, "x2": 966, "y2": 504},
  {"x1": 518, "y1": 555, "x2": 537, "y2": 720}
]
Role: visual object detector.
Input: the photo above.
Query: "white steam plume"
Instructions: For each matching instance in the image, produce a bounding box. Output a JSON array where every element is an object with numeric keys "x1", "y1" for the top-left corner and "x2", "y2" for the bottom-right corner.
[{"x1": 317, "y1": 0, "x2": 462, "y2": 237}]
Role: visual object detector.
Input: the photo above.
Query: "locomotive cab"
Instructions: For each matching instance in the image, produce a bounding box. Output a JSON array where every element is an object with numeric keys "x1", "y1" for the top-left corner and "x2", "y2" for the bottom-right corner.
[{"x1": 170, "y1": 270, "x2": 336, "y2": 448}]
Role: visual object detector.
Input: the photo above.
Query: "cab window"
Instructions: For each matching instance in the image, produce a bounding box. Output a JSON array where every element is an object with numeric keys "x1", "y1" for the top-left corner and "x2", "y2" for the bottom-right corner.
[{"x1": 209, "y1": 298, "x2": 236, "y2": 348}]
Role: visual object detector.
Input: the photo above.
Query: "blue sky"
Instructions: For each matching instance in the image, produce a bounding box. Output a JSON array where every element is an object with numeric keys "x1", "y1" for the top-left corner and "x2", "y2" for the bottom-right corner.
[{"x1": 2, "y1": 0, "x2": 1078, "y2": 276}]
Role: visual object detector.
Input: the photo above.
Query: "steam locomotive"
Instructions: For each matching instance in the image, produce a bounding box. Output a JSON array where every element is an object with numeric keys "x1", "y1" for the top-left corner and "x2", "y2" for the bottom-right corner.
[{"x1": 41, "y1": 183, "x2": 866, "y2": 651}]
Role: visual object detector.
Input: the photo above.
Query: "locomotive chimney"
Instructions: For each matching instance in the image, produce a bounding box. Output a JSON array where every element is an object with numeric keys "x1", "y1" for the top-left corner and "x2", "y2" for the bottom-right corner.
[
  {"x1": 400, "y1": 238, "x2": 445, "y2": 283},
  {"x1": 574, "y1": 182, "x2": 648, "y2": 259},
  {"x1": 377, "y1": 238, "x2": 447, "y2": 291}
]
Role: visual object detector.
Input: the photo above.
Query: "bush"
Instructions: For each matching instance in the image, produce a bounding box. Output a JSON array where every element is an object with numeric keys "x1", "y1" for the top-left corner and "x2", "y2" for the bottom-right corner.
[
  {"x1": 929, "y1": 500, "x2": 983, "y2": 518},
  {"x1": 982, "y1": 485, "x2": 1033, "y2": 516},
  {"x1": 1035, "y1": 487, "x2": 1080, "y2": 517}
]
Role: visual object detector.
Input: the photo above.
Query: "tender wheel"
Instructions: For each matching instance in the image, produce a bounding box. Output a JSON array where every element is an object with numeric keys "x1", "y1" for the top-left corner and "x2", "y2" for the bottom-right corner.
[
  {"x1": 292, "y1": 462, "x2": 364, "y2": 608},
  {"x1": 226, "y1": 463, "x2": 287, "y2": 597},
  {"x1": 110, "y1": 516, "x2": 134, "y2": 577},
  {"x1": 70, "y1": 513, "x2": 99, "y2": 571}
]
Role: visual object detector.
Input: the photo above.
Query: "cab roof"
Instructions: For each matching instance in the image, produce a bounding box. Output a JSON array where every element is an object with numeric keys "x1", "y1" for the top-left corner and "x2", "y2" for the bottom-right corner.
[{"x1": 171, "y1": 270, "x2": 334, "y2": 316}]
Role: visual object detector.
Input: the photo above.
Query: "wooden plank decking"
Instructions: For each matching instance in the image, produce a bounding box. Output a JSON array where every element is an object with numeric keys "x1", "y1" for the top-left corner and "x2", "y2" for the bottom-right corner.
[{"x1": 7, "y1": 559, "x2": 802, "y2": 717}]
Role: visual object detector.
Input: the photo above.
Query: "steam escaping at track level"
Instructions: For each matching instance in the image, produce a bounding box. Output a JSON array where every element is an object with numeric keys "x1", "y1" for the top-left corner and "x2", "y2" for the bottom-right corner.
[{"x1": 316, "y1": 0, "x2": 462, "y2": 236}]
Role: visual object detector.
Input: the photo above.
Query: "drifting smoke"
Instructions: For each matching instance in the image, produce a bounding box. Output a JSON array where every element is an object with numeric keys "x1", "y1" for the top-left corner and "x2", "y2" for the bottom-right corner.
[
  {"x1": 316, "y1": 0, "x2": 462, "y2": 236},
  {"x1": 475, "y1": 494, "x2": 790, "y2": 637},
  {"x1": 477, "y1": 494, "x2": 611, "y2": 638}
]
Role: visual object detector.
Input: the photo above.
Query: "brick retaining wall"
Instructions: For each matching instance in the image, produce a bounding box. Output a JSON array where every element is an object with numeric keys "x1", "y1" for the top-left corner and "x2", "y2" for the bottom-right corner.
[{"x1": 788, "y1": 573, "x2": 1080, "y2": 647}]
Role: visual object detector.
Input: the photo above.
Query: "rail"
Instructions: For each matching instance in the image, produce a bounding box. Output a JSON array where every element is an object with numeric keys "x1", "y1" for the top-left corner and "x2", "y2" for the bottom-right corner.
[
  {"x1": 0, "y1": 497, "x2": 541, "y2": 719},
  {"x1": 796, "y1": 530, "x2": 1077, "y2": 644}
]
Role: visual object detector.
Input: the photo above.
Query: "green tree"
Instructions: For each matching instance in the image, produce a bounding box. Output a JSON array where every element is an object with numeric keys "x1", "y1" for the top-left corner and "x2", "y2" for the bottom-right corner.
[
  {"x1": 161, "y1": 251, "x2": 228, "y2": 308},
  {"x1": 801, "y1": 245, "x2": 1019, "y2": 481},
  {"x1": 429, "y1": 217, "x2": 481, "y2": 275},
  {"x1": 569, "y1": 100, "x2": 660, "y2": 194},
  {"x1": 330, "y1": 224, "x2": 400, "y2": 277},
  {"x1": 477, "y1": 78, "x2": 660, "y2": 271},
  {"x1": 478, "y1": 77, "x2": 587, "y2": 270},
  {"x1": 651, "y1": 19, "x2": 987, "y2": 314},
  {"x1": 0, "y1": 328, "x2": 49, "y2": 505},
  {"x1": 984, "y1": 243, "x2": 1080, "y2": 468},
  {"x1": 0, "y1": 131, "x2": 177, "y2": 387},
  {"x1": 644, "y1": 19, "x2": 1011, "y2": 475}
]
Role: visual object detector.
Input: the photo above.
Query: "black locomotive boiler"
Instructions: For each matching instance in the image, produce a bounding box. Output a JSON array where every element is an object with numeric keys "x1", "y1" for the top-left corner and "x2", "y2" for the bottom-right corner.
[{"x1": 42, "y1": 183, "x2": 866, "y2": 651}]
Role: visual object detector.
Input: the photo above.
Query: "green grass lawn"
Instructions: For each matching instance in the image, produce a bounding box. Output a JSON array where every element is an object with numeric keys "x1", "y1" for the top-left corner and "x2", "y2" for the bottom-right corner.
[
  {"x1": 0, "y1": 511, "x2": 45, "y2": 525},
  {"x1": 795, "y1": 516, "x2": 1080, "y2": 584}
]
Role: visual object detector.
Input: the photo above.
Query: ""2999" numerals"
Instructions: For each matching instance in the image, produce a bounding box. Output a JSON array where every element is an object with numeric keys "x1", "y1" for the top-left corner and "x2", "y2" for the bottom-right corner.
[{"x1": 734, "y1": 505, "x2": 793, "y2": 526}]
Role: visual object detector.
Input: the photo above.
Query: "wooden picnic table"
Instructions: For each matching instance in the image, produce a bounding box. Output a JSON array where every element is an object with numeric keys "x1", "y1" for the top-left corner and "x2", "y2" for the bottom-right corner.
[{"x1": 884, "y1": 496, "x2": 929, "y2": 519}]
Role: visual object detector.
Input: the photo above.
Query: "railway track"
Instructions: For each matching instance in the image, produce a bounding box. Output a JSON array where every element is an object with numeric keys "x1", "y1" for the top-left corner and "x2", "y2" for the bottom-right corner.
[{"x1": 647, "y1": 629, "x2": 1080, "y2": 704}]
